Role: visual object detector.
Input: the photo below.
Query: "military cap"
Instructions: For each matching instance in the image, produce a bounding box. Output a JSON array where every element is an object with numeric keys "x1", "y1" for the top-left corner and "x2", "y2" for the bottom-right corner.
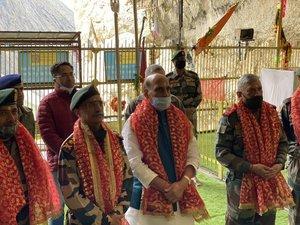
[
  {"x1": 0, "y1": 74, "x2": 22, "y2": 90},
  {"x1": 171, "y1": 50, "x2": 185, "y2": 61},
  {"x1": 70, "y1": 84, "x2": 99, "y2": 111},
  {"x1": 0, "y1": 88, "x2": 17, "y2": 107}
]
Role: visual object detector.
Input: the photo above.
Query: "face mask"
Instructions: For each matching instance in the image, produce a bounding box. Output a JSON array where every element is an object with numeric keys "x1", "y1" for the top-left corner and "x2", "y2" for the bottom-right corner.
[
  {"x1": 244, "y1": 95, "x2": 263, "y2": 110},
  {"x1": 151, "y1": 96, "x2": 171, "y2": 111},
  {"x1": 175, "y1": 60, "x2": 186, "y2": 69},
  {"x1": 94, "y1": 128, "x2": 106, "y2": 141},
  {"x1": 59, "y1": 85, "x2": 75, "y2": 94},
  {"x1": 0, "y1": 124, "x2": 17, "y2": 140}
]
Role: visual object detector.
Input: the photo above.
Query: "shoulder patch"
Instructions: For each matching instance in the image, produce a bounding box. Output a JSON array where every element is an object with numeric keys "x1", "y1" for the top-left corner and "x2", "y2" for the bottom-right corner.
[{"x1": 217, "y1": 123, "x2": 227, "y2": 134}]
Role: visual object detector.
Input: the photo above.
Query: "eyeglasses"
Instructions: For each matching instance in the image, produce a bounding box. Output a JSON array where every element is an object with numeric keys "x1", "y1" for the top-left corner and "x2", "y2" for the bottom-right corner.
[{"x1": 55, "y1": 73, "x2": 75, "y2": 78}]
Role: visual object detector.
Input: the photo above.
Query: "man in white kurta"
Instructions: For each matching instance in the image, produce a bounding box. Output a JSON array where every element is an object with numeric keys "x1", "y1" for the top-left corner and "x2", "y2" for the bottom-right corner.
[{"x1": 122, "y1": 73, "x2": 209, "y2": 225}]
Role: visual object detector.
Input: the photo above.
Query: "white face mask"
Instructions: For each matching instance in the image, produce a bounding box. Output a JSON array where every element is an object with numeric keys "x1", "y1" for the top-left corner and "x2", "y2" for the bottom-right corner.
[
  {"x1": 151, "y1": 96, "x2": 172, "y2": 111},
  {"x1": 59, "y1": 84, "x2": 74, "y2": 94}
]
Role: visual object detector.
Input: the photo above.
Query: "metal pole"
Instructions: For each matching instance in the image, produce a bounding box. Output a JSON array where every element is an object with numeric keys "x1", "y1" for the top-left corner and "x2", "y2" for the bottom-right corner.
[
  {"x1": 178, "y1": 0, "x2": 183, "y2": 48},
  {"x1": 276, "y1": 2, "x2": 283, "y2": 68},
  {"x1": 111, "y1": 0, "x2": 123, "y2": 132},
  {"x1": 133, "y1": 0, "x2": 140, "y2": 95},
  {"x1": 93, "y1": 50, "x2": 98, "y2": 81}
]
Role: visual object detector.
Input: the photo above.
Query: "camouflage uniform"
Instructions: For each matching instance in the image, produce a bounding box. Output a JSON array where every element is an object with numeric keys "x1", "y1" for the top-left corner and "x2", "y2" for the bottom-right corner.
[
  {"x1": 19, "y1": 106, "x2": 35, "y2": 138},
  {"x1": 166, "y1": 69, "x2": 202, "y2": 132},
  {"x1": 124, "y1": 94, "x2": 185, "y2": 121},
  {"x1": 215, "y1": 110, "x2": 288, "y2": 225},
  {"x1": 58, "y1": 133, "x2": 133, "y2": 225},
  {"x1": 280, "y1": 97, "x2": 300, "y2": 225}
]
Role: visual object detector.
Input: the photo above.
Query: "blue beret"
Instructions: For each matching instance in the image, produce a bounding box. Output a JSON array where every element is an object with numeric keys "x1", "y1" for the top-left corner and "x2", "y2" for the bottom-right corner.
[
  {"x1": 70, "y1": 84, "x2": 99, "y2": 111},
  {"x1": 0, "y1": 88, "x2": 17, "y2": 107},
  {"x1": 0, "y1": 74, "x2": 22, "y2": 90}
]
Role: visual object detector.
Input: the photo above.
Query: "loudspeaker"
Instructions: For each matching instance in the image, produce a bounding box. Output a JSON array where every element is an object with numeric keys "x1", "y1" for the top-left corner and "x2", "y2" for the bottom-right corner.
[{"x1": 235, "y1": 28, "x2": 254, "y2": 41}]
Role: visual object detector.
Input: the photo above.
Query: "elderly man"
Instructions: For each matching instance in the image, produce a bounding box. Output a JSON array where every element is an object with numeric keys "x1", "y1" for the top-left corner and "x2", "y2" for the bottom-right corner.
[
  {"x1": 37, "y1": 61, "x2": 78, "y2": 224},
  {"x1": 280, "y1": 69, "x2": 300, "y2": 225},
  {"x1": 166, "y1": 50, "x2": 202, "y2": 132},
  {"x1": 58, "y1": 84, "x2": 132, "y2": 225},
  {"x1": 216, "y1": 74, "x2": 294, "y2": 225},
  {"x1": 122, "y1": 73, "x2": 208, "y2": 225},
  {"x1": 0, "y1": 74, "x2": 35, "y2": 137},
  {"x1": 0, "y1": 88, "x2": 61, "y2": 224},
  {"x1": 124, "y1": 64, "x2": 185, "y2": 121}
]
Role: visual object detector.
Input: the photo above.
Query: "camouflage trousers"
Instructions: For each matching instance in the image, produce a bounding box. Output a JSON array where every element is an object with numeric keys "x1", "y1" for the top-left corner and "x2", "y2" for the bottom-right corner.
[{"x1": 225, "y1": 176, "x2": 276, "y2": 225}]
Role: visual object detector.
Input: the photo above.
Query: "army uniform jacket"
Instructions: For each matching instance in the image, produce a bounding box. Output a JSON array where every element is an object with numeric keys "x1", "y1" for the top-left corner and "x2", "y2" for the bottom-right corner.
[
  {"x1": 216, "y1": 110, "x2": 288, "y2": 180},
  {"x1": 166, "y1": 69, "x2": 202, "y2": 109},
  {"x1": 58, "y1": 134, "x2": 133, "y2": 225}
]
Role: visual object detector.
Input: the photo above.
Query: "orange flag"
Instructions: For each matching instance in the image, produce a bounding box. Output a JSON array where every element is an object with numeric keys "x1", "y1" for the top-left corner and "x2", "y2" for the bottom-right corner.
[
  {"x1": 193, "y1": 2, "x2": 239, "y2": 55},
  {"x1": 282, "y1": 0, "x2": 287, "y2": 18}
]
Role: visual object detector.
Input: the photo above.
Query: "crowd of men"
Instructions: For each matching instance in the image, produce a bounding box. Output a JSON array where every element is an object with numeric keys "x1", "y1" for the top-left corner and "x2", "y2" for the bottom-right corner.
[{"x1": 0, "y1": 49, "x2": 300, "y2": 225}]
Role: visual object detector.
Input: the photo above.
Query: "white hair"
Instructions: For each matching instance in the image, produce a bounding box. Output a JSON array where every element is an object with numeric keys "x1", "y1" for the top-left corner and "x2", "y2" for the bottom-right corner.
[
  {"x1": 145, "y1": 64, "x2": 165, "y2": 77},
  {"x1": 237, "y1": 74, "x2": 260, "y2": 92}
]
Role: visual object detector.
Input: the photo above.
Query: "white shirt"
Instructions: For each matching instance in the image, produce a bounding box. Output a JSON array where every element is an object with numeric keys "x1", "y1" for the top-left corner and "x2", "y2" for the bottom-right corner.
[{"x1": 121, "y1": 117, "x2": 200, "y2": 188}]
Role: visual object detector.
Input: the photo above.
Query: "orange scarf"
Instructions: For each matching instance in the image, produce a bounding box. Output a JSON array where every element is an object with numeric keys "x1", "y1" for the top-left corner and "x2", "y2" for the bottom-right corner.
[
  {"x1": 291, "y1": 87, "x2": 300, "y2": 143},
  {"x1": 0, "y1": 123, "x2": 61, "y2": 225},
  {"x1": 131, "y1": 99, "x2": 209, "y2": 222},
  {"x1": 229, "y1": 101, "x2": 293, "y2": 214},
  {"x1": 73, "y1": 120, "x2": 124, "y2": 213}
]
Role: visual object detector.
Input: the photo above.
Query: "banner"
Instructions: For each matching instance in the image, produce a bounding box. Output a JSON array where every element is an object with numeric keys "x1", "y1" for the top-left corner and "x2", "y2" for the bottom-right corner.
[
  {"x1": 104, "y1": 50, "x2": 139, "y2": 81},
  {"x1": 201, "y1": 79, "x2": 225, "y2": 101},
  {"x1": 19, "y1": 51, "x2": 68, "y2": 84},
  {"x1": 193, "y1": 3, "x2": 238, "y2": 55},
  {"x1": 282, "y1": 0, "x2": 287, "y2": 18}
]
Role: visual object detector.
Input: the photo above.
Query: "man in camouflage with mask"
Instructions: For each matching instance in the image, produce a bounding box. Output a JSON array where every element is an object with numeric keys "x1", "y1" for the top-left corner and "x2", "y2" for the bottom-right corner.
[
  {"x1": 166, "y1": 50, "x2": 202, "y2": 134},
  {"x1": 215, "y1": 74, "x2": 293, "y2": 225}
]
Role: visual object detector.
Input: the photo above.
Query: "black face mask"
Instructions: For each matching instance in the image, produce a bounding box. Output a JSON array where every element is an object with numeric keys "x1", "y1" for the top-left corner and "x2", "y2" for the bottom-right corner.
[
  {"x1": 244, "y1": 95, "x2": 263, "y2": 110},
  {"x1": 175, "y1": 60, "x2": 186, "y2": 69}
]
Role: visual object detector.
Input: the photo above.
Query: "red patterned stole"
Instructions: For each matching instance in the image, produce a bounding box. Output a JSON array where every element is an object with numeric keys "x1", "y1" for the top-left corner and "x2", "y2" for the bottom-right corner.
[
  {"x1": 0, "y1": 123, "x2": 61, "y2": 225},
  {"x1": 131, "y1": 99, "x2": 209, "y2": 221},
  {"x1": 230, "y1": 101, "x2": 293, "y2": 214},
  {"x1": 291, "y1": 87, "x2": 300, "y2": 143},
  {"x1": 73, "y1": 119, "x2": 124, "y2": 213}
]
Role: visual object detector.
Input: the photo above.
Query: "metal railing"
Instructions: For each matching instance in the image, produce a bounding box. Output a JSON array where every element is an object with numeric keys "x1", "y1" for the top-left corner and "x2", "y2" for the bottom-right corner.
[{"x1": 1, "y1": 43, "x2": 300, "y2": 177}]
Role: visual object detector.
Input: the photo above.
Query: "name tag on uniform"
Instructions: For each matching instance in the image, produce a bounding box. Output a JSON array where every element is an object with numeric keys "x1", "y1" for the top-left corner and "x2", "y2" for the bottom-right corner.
[
  {"x1": 170, "y1": 83, "x2": 181, "y2": 87},
  {"x1": 186, "y1": 81, "x2": 195, "y2": 86},
  {"x1": 217, "y1": 124, "x2": 227, "y2": 134}
]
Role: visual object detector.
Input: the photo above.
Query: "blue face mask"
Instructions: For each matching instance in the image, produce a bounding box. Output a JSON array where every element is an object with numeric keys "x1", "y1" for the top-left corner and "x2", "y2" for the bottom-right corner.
[{"x1": 151, "y1": 96, "x2": 171, "y2": 111}]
